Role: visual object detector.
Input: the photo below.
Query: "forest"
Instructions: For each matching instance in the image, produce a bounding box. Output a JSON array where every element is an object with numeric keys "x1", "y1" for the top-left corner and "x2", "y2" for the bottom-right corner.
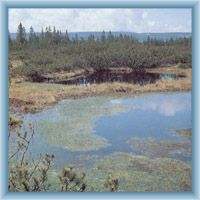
[{"x1": 9, "y1": 23, "x2": 192, "y2": 78}]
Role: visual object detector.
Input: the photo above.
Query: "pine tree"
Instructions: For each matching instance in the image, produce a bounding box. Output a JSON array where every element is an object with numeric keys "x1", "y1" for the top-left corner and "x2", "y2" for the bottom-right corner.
[
  {"x1": 29, "y1": 26, "x2": 37, "y2": 46},
  {"x1": 39, "y1": 28, "x2": 45, "y2": 48},
  {"x1": 16, "y1": 22, "x2": 26, "y2": 47},
  {"x1": 108, "y1": 31, "x2": 114, "y2": 42},
  {"x1": 64, "y1": 30, "x2": 70, "y2": 43},
  {"x1": 101, "y1": 30, "x2": 106, "y2": 43}
]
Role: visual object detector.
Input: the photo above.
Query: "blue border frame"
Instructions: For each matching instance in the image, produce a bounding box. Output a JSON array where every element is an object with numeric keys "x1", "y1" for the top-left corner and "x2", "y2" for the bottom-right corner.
[{"x1": 0, "y1": 0, "x2": 199, "y2": 199}]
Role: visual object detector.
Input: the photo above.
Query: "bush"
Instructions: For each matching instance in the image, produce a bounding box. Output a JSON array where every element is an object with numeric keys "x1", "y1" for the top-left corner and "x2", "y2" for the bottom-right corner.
[{"x1": 9, "y1": 123, "x2": 119, "y2": 192}]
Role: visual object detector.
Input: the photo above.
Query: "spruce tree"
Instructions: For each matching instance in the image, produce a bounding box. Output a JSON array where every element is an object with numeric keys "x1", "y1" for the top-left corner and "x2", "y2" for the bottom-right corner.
[
  {"x1": 16, "y1": 22, "x2": 26, "y2": 47},
  {"x1": 29, "y1": 26, "x2": 36, "y2": 46}
]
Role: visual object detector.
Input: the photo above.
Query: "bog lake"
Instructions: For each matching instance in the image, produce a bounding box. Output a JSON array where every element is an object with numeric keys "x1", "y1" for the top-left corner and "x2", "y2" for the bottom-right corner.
[{"x1": 10, "y1": 92, "x2": 191, "y2": 170}]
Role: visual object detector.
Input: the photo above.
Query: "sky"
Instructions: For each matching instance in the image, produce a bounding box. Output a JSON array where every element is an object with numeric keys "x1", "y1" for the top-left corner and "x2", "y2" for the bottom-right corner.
[{"x1": 9, "y1": 8, "x2": 192, "y2": 33}]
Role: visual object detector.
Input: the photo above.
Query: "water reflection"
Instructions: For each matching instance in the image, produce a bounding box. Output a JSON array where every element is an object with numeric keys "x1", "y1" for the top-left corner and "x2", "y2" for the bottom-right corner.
[
  {"x1": 9, "y1": 92, "x2": 191, "y2": 168},
  {"x1": 96, "y1": 92, "x2": 191, "y2": 154},
  {"x1": 64, "y1": 71, "x2": 184, "y2": 86},
  {"x1": 109, "y1": 93, "x2": 190, "y2": 117},
  {"x1": 38, "y1": 70, "x2": 185, "y2": 86},
  {"x1": 136, "y1": 98, "x2": 190, "y2": 117}
]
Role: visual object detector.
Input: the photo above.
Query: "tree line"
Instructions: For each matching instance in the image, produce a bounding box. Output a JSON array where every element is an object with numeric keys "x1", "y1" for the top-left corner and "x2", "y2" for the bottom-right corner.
[{"x1": 9, "y1": 23, "x2": 192, "y2": 77}]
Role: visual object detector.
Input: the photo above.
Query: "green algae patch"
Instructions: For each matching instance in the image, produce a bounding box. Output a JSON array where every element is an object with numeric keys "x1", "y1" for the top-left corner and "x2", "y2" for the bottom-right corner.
[
  {"x1": 10, "y1": 152, "x2": 192, "y2": 192},
  {"x1": 40, "y1": 120, "x2": 109, "y2": 151},
  {"x1": 39, "y1": 97, "x2": 133, "y2": 151},
  {"x1": 173, "y1": 128, "x2": 192, "y2": 140},
  {"x1": 91, "y1": 152, "x2": 192, "y2": 192},
  {"x1": 127, "y1": 137, "x2": 191, "y2": 161}
]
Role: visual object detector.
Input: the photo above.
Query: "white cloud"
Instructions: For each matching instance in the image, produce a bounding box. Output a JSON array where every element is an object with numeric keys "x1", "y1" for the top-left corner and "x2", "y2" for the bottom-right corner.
[
  {"x1": 147, "y1": 21, "x2": 155, "y2": 27},
  {"x1": 8, "y1": 8, "x2": 191, "y2": 33},
  {"x1": 136, "y1": 98, "x2": 189, "y2": 117},
  {"x1": 142, "y1": 11, "x2": 148, "y2": 19},
  {"x1": 9, "y1": 9, "x2": 137, "y2": 32},
  {"x1": 171, "y1": 25, "x2": 184, "y2": 32}
]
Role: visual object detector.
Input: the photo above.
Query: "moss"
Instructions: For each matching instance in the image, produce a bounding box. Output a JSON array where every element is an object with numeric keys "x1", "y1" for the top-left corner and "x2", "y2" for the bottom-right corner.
[
  {"x1": 90, "y1": 152, "x2": 192, "y2": 192},
  {"x1": 173, "y1": 128, "x2": 192, "y2": 140},
  {"x1": 127, "y1": 137, "x2": 191, "y2": 160},
  {"x1": 9, "y1": 144, "x2": 191, "y2": 191},
  {"x1": 39, "y1": 97, "x2": 133, "y2": 151}
]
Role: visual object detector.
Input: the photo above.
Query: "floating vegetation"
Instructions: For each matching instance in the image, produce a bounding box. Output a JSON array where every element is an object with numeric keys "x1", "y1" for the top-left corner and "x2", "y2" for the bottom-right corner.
[
  {"x1": 91, "y1": 152, "x2": 192, "y2": 192},
  {"x1": 39, "y1": 97, "x2": 133, "y2": 151},
  {"x1": 127, "y1": 136, "x2": 191, "y2": 162},
  {"x1": 9, "y1": 92, "x2": 192, "y2": 192},
  {"x1": 173, "y1": 128, "x2": 192, "y2": 140}
]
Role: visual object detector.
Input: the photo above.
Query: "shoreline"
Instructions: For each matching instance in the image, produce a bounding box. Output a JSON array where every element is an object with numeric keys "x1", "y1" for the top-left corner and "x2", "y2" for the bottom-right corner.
[{"x1": 9, "y1": 66, "x2": 192, "y2": 114}]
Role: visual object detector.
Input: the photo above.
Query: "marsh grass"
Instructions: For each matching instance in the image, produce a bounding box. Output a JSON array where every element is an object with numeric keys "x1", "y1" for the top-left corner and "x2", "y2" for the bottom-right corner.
[
  {"x1": 127, "y1": 136, "x2": 191, "y2": 161},
  {"x1": 173, "y1": 128, "x2": 192, "y2": 140},
  {"x1": 91, "y1": 152, "x2": 192, "y2": 192},
  {"x1": 9, "y1": 66, "x2": 191, "y2": 114}
]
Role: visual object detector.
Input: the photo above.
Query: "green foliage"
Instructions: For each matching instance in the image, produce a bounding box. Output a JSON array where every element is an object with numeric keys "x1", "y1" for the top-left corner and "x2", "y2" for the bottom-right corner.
[
  {"x1": 37, "y1": 97, "x2": 133, "y2": 151},
  {"x1": 9, "y1": 123, "x2": 54, "y2": 191},
  {"x1": 9, "y1": 154, "x2": 54, "y2": 191},
  {"x1": 16, "y1": 23, "x2": 27, "y2": 47},
  {"x1": 127, "y1": 136, "x2": 191, "y2": 160},
  {"x1": 29, "y1": 26, "x2": 38, "y2": 47},
  {"x1": 104, "y1": 175, "x2": 119, "y2": 192},
  {"x1": 8, "y1": 120, "x2": 192, "y2": 192},
  {"x1": 8, "y1": 122, "x2": 123, "y2": 192},
  {"x1": 8, "y1": 124, "x2": 87, "y2": 192},
  {"x1": 9, "y1": 23, "x2": 192, "y2": 78},
  {"x1": 8, "y1": 61, "x2": 13, "y2": 86},
  {"x1": 59, "y1": 167, "x2": 86, "y2": 192},
  {"x1": 173, "y1": 128, "x2": 192, "y2": 140},
  {"x1": 94, "y1": 152, "x2": 192, "y2": 192}
]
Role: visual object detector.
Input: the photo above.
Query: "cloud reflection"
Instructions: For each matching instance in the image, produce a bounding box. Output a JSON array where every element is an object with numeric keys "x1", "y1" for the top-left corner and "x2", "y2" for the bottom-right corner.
[
  {"x1": 109, "y1": 95, "x2": 191, "y2": 117},
  {"x1": 138, "y1": 98, "x2": 190, "y2": 117}
]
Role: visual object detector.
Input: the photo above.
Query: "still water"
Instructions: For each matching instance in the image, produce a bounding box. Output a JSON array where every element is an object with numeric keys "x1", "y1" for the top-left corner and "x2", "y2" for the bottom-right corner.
[
  {"x1": 59, "y1": 71, "x2": 182, "y2": 85},
  {"x1": 10, "y1": 92, "x2": 191, "y2": 169},
  {"x1": 36, "y1": 70, "x2": 185, "y2": 86}
]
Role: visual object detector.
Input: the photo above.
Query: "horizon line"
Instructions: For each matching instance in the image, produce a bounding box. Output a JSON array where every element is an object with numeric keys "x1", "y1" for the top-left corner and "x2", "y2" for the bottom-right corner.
[{"x1": 9, "y1": 31, "x2": 192, "y2": 34}]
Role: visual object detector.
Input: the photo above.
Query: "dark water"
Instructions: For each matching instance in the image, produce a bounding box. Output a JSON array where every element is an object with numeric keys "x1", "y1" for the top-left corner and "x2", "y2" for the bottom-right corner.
[
  {"x1": 57, "y1": 71, "x2": 184, "y2": 86},
  {"x1": 9, "y1": 92, "x2": 191, "y2": 169},
  {"x1": 32, "y1": 70, "x2": 185, "y2": 86}
]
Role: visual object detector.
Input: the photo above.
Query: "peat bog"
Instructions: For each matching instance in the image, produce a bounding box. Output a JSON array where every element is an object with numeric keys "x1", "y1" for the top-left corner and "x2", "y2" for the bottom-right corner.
[
  {"x1": 8, "y1": 18, "x2": 192, "y2": 192},
  {"x1": 29, "y1": 69, "x2": 185, "y2": 86},
  {"x1": 9, "y1": 92, "x2": 192, "y2": 191}
]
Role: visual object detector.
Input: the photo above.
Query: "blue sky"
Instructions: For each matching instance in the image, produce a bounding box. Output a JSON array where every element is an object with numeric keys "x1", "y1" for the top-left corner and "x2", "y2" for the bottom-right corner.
[{"x1": 9, "y1": 8, "x2": 192, "y2": 33}]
